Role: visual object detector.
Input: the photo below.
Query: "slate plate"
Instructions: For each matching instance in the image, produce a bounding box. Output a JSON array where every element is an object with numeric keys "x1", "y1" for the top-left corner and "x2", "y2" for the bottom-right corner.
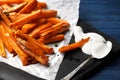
[
  {"x1": 55, "y1": 19, "x2": 120, "y2": 80},
  {"x1": 0, "y1": 19, "x2": 120, "y2": 80}
]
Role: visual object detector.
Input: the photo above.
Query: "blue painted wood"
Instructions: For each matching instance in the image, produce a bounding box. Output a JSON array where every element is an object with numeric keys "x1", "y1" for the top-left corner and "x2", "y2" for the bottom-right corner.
[
  {"x1": 79, "y1": 0, "x2": 120, "y2": 42},
  {"x1": 79, "y1": 0, "x2": 120, "y2": 80}
]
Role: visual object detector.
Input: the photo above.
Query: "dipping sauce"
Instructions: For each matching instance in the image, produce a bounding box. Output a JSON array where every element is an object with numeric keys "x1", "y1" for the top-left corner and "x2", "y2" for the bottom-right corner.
[{"x1": 73, "y1": 26, "x2": 112, "y2": 59}]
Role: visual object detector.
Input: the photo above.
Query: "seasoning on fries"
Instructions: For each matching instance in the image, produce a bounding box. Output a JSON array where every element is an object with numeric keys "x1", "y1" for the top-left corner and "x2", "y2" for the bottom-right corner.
[{"x1": 0, "y1": 0, "x2": 71, "y2": 66}]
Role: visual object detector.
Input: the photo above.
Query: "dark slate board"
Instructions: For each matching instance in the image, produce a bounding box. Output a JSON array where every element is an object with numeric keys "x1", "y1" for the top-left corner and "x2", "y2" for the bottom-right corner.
[{"x1": 55, "y1": 19, "x2": 120, "y2": 80}]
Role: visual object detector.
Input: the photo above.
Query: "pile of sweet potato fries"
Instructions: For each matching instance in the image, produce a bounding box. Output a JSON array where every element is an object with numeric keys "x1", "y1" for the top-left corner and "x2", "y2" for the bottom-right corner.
[{"x1": 0, "y1": 0, "x2": 89, "y2": 66}]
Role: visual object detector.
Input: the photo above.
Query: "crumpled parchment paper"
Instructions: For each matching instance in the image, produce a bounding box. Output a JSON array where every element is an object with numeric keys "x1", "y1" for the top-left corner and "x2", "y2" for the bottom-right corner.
[{"x1": 0, "y1": 0, "x2": 80, "y2": 80}]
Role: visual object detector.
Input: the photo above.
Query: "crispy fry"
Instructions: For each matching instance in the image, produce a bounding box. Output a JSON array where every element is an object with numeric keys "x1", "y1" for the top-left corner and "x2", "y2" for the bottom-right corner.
[
  {"x1": 3, "y1": 2, "x2": 27, "y2": 13},
  {"x1": 16, "y1": 30, "x2": 53, "y2": 54},
  {"x1": 17, "y1": 37, "x2": 45, "y2": 56},
  {"x1": 59, "y1": 37, "x2": 90, "y2": 53},
  {"x1": 1, "y1": 4, "x2": 11, "y2": 10},
  {"x1": 9, "y1": 13, "x2": 27, "y2": 22},
  {"x1": 2, "y1": 21, "x2": 38, "y2": 64},
  {"x1": 0, "y1": 22, "x2": 31, "y2": 65},
  {"x1": 37, "y1": 18, "x2": 47, "y2": 25},
  {"x1": 38, "y1": 34, "x2": 64, "y2": 44},
  {"x1": 0, "y1": 37, "x2": 6, "y2": 58},
  {"x1": 10, "y1": 9, "x2": 41, "y2": 28},
  {"x1": 38, "y1": 41, "x2": 53, "y2": 54},
  {"x1": 39, "y1": 10, "x2": 57, "y2": 18},
  {"x1": 35, "y1": 2, "x2": 47, "y2": 10},
  {"x1": 47, "y1": 17, "x2": 69, "y2": 25},
  {"x1": 22, "y1": 23, "x2": 37, "y2": 33},
  {"x1": 40, "y1": 22, "x2": 70, "y2": 39},
  {"x1": 0, "y1": 22, "x2": 13, "y2": 53},
  {"x1": 0, "y1": 9, "x2": 11, "y2": 25},
  {"x1": 0, "y1": 0, "x2": 23, "y2": 5},
  {"x1": 8, "y1": 37, "x2": 32, "y2": 66},
  {"x1": 1, "y1": 21, "x2": 14, "y2": 37},
  {"x1": 16, "y1": 38, "x2": 48, "y2": 65},
  {"x1": 29, "y1": 18, "x2": 46, "y2": 25},
  {"x1": 29, "y1": 22, "x2": 52, "y2": 38},
  {"x1": 18, "y1": 0, "x2": 37, "y2": 14}
]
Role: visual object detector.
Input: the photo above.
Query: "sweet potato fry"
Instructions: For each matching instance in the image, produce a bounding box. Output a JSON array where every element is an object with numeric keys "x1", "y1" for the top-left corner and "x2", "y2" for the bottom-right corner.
[
  {"x1": 21, "y1": 23, "x2": 37, "y2": 33},
  {"x1": 36, "y1": 18, "x2": 47, "y2": 25},
  {"x1": 16, "y1": 38, "x2": 48, "y2": 65},
  {"x1": 0, "y1": 0, "x2": 23, "y2": 5},
  {"x1": 1, "y1": 4, "x2": 11, "y2": 10},
  {"x1": 3, "y1": 2, "x2": 27, "y2": 13},
  {"x1": 40, "y1": 22, "x2": 70, "y2": 39},
  {"x1": 38, "y1": 34, "x2": 64, "y2": 44},
  {"x1": 29, "y1": 22, "x2": 52, "y2": 38},
  {"x1": 18, "y1": 0, "x2": 37, "y2": 14},
  {"x1": 47, "y1": 17, "x2": 69, "y2": 25},
  {"x1": 8, "y1": 37, "x2": 32, "y2": 66},
  {"x1": 9, "y1": 13, "x2": 27, "y2": 22},
  {"x1": 16, "y1": 30, "x2": 53, "y2": 54},
  {"x1": 0, "y1": 23, "x2": 13, "y2": 53},
  {"x1": 29, "y1": 18, "x2": 46, "y2": 25},
  {"x1": 10, "y1": 9, "x2": 41, "y2": 28},
  {"x1": 17, "y1": 37, "x2": 45, "y2": 56},
  {"x1": 0, "y1": 9, "x2": 11, "y2": 25},
  {"x1": 2, "y1": 22, "x2": 38, "y2": 64},
  {"x1": 0, "y1": 37, "x2": 6, "y2": 58},
  {"x1": 39, "y1": 10, "x2": 57, "y2": 18},
  {"x1": 35, "y1": 1, "x2": 47, "y2": 10},
  {"x1": 1, "y1": 21, "x2": 14, "y2": 37},
  {"x1": 59, "y1": 37, "x2": 90, "y2": 53},
  {"x1": 0, "y1": 22, "x2": 31, "y2": 65},
  {"x1": 10, "y1": 9, "x2": 57, "y2": 28}
]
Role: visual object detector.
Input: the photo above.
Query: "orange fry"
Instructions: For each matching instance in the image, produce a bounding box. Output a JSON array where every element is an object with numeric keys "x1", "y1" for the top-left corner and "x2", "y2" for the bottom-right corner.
[
  {"x1": 0, "y1": 37, "x2": 6, "y2": 58},
  {"x1": 35, "y1": 2, "x2": 47, "y2": 10},
  {"x1": 22, "y1": 23, "x2": 37, "y2": 33},
  {"x1": 1, "y1": 22, "x2": 32, "y2": 65},
  {"x1": 0, "y1": 9, "x2": 11, "y2": 25},
  {"x1": 39, "y1": 10, "x2": 57, "y2": 18},
  {"x1": 0, "y1": 23, "x2": 13, "y2": 53},
  {"x1": 29, "y1": 22, "x2": 52, "y2": 38},
  {"x1": 59, "y1": 37, "x2": 90, "y2": 53},
  {"x1": 40, "y1": 22, "x2": 70, "y2": 39},
  {"x1": 38, "y1": 34, "x2": 64, "y2": 44},
  {"x1": 17, "y1": 38, "x2": 49, "y2": 65},
  {"x1": 8, "y1": 37, "x2": 32, "y2": 66},
  {"x1": 15, "y1": 30, "x2": 53, "y2": 54},
  {"x1": 0, "y1": 0, "x2": 23, "y2": 5},
  {"x1": 1, "y1": 4, "x2": 11, "y2": 11},
  {"x1": 9, "y1": 13, "x2": 27, "y2": 22},
  {"x1": 18, "y1": 0, "x2": 37, "y2": 14},
  {"x1": 10, "y1": 9, "x2": 41, "y2": 28},
  {"x1": 2, "y1": 21, "x2": 37, "y2": 64},
  {"x1": 3, "y1": 2, "x2": 27, "y2": 13},
  {"x1": 47, "y1": 17, "x2": 69, "y2": 25},
  {"x1": 29, "y1": 18, "x2": 46, "y2": 25}
]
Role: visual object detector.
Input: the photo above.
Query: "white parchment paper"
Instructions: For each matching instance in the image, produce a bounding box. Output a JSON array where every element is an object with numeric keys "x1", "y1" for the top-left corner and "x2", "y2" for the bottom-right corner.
[{"x1": 0, "y1": 0, "x2": 80, "y2": 80}]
